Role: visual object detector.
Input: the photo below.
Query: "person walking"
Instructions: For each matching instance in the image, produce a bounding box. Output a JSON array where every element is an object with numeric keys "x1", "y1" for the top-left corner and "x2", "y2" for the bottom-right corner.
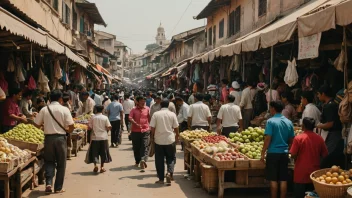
[
  {"x1": 150, "y1": 95, "x2": 162, "y2": 118},
  {"x1": 290, "y1": 117, "x2": 328, "y2": 198},
  {"x1": 240, "y1": 81, "x2": 256, "y2": 129},
  {"x1": 129, "y1": 96, "x2": 151, "y2": 172},
  {"x1": 187, "y1": 93, "x2": 212, "y2": 131},
  {"x1": 34, "y1": 90, "x2": 74, "y2": 194},
  {"x1": 175, "y1": 97, "x2": 189, "y2": 151},
  {"x1": 106, "y1": 95, "x2": 124, "y2": 148},
  {"x1": 87, "y1": 105, "x2": 112, "y2": 173},
  {"x1": 150, "y1": 100, "x2": 179, "y2": 186},
  {"x1": 122, "y1": 94, "x2": 135, "y2": 133},
  {"x1": 216, "y1": 95, "x2": 243, "y2": 137},
  {"x1": 261, "y1": 101, "x2": 295, "y2": 198},
  {"x1": 230, "y1": 81, "x2": 241, "y2": 106}
]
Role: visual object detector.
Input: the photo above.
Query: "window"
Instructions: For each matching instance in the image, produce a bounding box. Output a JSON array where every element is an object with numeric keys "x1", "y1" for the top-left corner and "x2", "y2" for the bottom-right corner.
[
  {"x1": 62, "y1": 1, "x2": 70, "y2": 25},
  {"x1": 219, "y1": 19, "x2": 224, "y2": 38},
  {"x1": 228, "y1": 11, "x2": 235, "y2": 36},
  {"x1": 213, "y1": 25, "x2": 216, "y2": 45},
  {"x1": 258, "y1": 0, "x2": 267, "y2": 17},
  {"x1": 208, "y1": 27, "x2": 213, "y2": 46},
  {"x1": 80, "y1": 16, "x2": 84, "y2": 33},
  {"x1": 72, "y1": 7, "x2": 77, "y2": 30},
  {"x1": 234, "y1": 6, "x2": 241, "y2": 34},
  {"x1": 52, "y1": 0, "x2": 59, "y2": 11}
]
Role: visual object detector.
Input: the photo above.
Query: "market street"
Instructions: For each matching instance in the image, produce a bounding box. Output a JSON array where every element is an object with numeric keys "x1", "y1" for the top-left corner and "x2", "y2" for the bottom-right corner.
[{"x1": 22, "y1": 131, "x2": 275, "y2": 198}]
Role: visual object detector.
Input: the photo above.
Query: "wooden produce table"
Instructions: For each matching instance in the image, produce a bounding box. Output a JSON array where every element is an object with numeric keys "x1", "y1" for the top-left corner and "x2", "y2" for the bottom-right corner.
[
  {"x1": 0, "y1": 167, "x2": 18, "y2": 198},
  {"x1": 184, "y1": 147, "x2": 203, "y2": 183},
  {"x1": 15, "y1": 156, "x2": 36, "y2": 198}
]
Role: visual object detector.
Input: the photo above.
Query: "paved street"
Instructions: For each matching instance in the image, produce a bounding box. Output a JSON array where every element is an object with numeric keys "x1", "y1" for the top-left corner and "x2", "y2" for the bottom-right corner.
[{"x1": 23, "y1": 132, "x2": 274, "y2": 198}]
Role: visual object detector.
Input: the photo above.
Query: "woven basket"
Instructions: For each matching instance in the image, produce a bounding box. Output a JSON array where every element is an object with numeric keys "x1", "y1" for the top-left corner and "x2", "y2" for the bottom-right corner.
[{"x1": 310, "y1": 168, "x2": 352, "y2": 198}]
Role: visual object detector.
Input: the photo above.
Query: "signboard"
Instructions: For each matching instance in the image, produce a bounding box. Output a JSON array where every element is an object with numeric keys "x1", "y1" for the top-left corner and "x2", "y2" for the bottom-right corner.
[{"x1": 298, "y1": 33, "x2": 322, "y2": 60}]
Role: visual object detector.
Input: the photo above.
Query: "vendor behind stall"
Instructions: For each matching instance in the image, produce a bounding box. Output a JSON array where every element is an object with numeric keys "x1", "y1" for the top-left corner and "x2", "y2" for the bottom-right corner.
[
  {"x1": 298, "y1": 91, "x2": 321, "y2": 126},
  {"x1": 316, "y1": 85, "x2": 344, "y2": 168},
  {"x1": 2, "y1": 88, "x2": 27, "y2": 133},
  {"x1": 20, "y1": 90, "x2": 36, "y2": 118},
  {"x1": 77, "y1": 92, "x2": 96, "y2": 116},
  {"x1": 281, "y1": 91, "x2": 297, "y2": 120},
  {"x1": 261, "y1": 101, "x2": 294, "y2": 198},
  {"x1": 290, "y1": 117, "x2": 328, "y2": 198}
]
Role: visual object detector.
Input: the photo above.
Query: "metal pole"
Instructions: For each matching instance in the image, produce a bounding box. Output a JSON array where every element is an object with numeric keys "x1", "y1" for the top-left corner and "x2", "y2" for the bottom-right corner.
[{"x1": 270, "y1": 46, "x2": 274, "y2": 102}]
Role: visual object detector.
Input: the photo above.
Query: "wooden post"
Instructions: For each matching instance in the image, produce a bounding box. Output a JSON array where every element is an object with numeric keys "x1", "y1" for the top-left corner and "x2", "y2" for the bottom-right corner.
[{"x1": 270, "y1": 46, "x2": 274, "y2": 102}]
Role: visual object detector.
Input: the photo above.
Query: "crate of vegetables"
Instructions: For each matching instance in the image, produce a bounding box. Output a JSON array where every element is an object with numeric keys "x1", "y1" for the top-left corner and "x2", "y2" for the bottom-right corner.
[{"x1": 180, "y1": 130, "x2": 217, "y2": 148}]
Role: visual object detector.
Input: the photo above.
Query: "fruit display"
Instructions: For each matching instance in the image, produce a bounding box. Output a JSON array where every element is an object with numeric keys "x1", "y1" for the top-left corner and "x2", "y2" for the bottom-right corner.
[
  {"x1": 237, "y1": 142, "x2": 264, "y2": 159},
  {"x1": 180, "y1": 130, "x2": 216, "y2": 141},
  {"x1": 192, "y1": 140, "x2": 230, "y2": 153},
  {"x1": 74, "y1": 123, "x2": 88, "y2": 130},
  {"x1": 228, "y1": 127, "x2": 265, "y2": 143},
  {"x1": 295, "y1": 129, "x2": 303, "y2": 136},
  {"x1": 202, "y1": 135, "x2": 228, "y2": 143},
  {"x1": 313, "y1": 166, "x2": 352, "y2": 185},
  {"x1": 212, "y1": 149, "x2": 246, "y2": 161},
  {"x1": 74, "y1": 114, "x2": 92, "y2": 124},
  {"x1": 0, "y1": 137, "x2": 30, "y2": 162},
  {"x1": 2, "y1": 124, "x2": 44, "y2": 144}
]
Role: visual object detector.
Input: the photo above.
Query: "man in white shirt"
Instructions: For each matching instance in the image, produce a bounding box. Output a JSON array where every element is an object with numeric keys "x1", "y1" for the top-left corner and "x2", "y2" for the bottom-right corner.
[
  {"x1": 230, "y1": 81, "x2": 241, "y2": 106},
  {"x1": 77, "y1": 92, "x2": 96, "y2": 116},
  {"x1": 34, "y1": 90, "x2": 74, "y2": 194},
  {"x1": 92, "y1": 91, "x2": 102, "y2": 106},
  {"x1": 175, "y1": 97, "x2": 189, "y2": 151},
  {"x1": 298, "y1": 91, "x2": 321, "y2": 126},
  {"x1": 150, "y1": 100, "x2": 179, "y2": 186},
  {"x1": 217, "y1": 95, "x2": 243, "y2": 137},
  {"x1": 187, "y1": 93, "x2": 212, "y2": 131},
  {"x1": 240, "y1": 82, "x2": 256, "y2": 129},
  {"x1": 122, "y1": 94, "x2": 135, "y2": 133}
]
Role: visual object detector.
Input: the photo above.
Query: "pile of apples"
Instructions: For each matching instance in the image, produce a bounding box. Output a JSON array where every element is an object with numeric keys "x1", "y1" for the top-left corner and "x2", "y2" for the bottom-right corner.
[
  {"x1": 313, "y1": 165, "x2": 352, "y2": 185},
  {"x1": 202, "y1": 135, "x2": 228, "y2": 143},
  {"x1": 180, "y1": 130, "x2": 216, "y2": 141},
  {"x1": 228, "y1": 127, "x2": 265, "y2": 143},
  {"x1": 212, "y1": 149, "x2": 246, "y2": 161}
]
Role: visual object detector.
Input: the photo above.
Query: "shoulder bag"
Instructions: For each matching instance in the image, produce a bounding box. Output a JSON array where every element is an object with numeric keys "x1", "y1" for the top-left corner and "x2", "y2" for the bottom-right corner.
[{"x1": 46, "y1": 105, "x2": 69, "y2": 136}]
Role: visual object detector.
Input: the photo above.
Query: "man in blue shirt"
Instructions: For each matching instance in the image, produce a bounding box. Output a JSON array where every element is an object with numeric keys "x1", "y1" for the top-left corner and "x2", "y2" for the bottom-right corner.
[
  {"x1": 106, "y1": 95, "x2": 124, "y2": 148},
  {"x1": 261, "y1": 101, "x2": 294, "y2": 198}
]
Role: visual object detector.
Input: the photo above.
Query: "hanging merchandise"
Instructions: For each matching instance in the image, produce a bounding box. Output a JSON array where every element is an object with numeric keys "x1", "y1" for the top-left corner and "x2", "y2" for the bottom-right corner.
[
  {"x1": 27, "y1": 76, "x2": 36, "y2": 90},
  {"x1": 65, "y1": 72, "x2": 70, "y2": 85},
  {"x1": 52, "y1": 60, "x2": 63, "y2": 89},
  {"x1": 284, "y1": 58, "x2": 298, "y2": 87},
  {"x1": 7, "y1": 54, "x2": 15, "y2": 72},
  {"x1": 38, "y1": 68, "x2": 50, "y2": 93},
  {"x1": 193, "y1": 64, "x2": 200, "y2": 82},
  {"x1": 0, "y1": 72, "x2": 8, "y2": 93},
  {"x1": 15, "y1": 57, "x2": 25, "y2": 83},
  {"x1": 334, "y1": 50, "x2": 345, "y2": 72}
]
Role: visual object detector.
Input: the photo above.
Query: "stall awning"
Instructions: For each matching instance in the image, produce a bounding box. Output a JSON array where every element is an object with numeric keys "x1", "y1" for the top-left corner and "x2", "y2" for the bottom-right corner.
[
  {"x1": 65, "y1": 47, "x2": 88, "y2": 68},
  {"x1": 298, "y1": 0, "x2": 351, "y2": 37},
  {"x1": 47, "y1": 35, "x2": 65, "y2": 54},
  {"x1": 0, "y1": 6, "x2": 46, "y2": 46}
]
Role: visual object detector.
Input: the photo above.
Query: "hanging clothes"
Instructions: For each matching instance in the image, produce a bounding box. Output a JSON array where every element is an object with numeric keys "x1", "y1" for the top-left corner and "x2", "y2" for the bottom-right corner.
[
  {"x1": 15, "y1": 57, "x2": 25, "y2": 83},
  {"x1": 193, "y1": 64, "x2": 200, "y2": 82},
  {"x1": 7, "y1": 55, "x2": 15, "y2": 72},
  {"x1": 0, "y1": 73, "x2": 8, "y2": 93},
  {"x1": 27, "y1": 76, "x2": 36, "y2": 90},
  {"x1": 53, "y1": 60, "x2": 63, "y2": 89},
  {"x1": 38, "y1": 68, "x2": 50, "y2": 93},
  {"x1": 284, "y1": 58, "x2": 298, "y2": 87}
]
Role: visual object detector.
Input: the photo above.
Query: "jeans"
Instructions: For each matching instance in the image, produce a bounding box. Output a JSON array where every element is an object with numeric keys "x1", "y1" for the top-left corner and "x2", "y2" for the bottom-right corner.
[
  {"x1": 110, "y1": 120, "x2": 121, "y2": 145},
  {"x1": 44, "y1": 135, "x2": 67, "y2": 191},
  {"x1": 124, "y1": 114, "x2": 130, "y2": 132},
  {"x1": 155, "y1": 143, "x2": 176, "y2": 181},
  {"x1": 131, "y1": 132, "x2": 150, "y2": 164}
]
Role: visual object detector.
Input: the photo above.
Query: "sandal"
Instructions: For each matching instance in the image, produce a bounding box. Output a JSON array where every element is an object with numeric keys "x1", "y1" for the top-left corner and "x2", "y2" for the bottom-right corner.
[
  {"x1": 155, "y1": 180, "x2": 164, "y2": 184},
  {"x1": 166, "y1": 174, "x2": 172, "y2": 186},
  {"x1": 55, "y1": 189, "x2": 66, "y2": 193},
  {"x1": 100, "y1": 168, "x2": 106, "y2": 173},
  {"x1": 45, "y1": 185, "x2": 52, "y2": 194},
  {"x1": 93, "y1": 166, "x2": 99, "y2": 173}
]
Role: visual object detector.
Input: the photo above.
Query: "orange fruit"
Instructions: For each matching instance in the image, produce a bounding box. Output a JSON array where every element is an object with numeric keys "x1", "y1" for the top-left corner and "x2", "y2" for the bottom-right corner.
[
  {"x1": 347, "y1": 179, "x2": 352, "y2": 183},
  {"x1": 332, "y1": 177, "x2": 338, "y2": 184},
  {"x1": 326, "y1": 172, "x2": 332, "y2": 177},
  {"x1": 338, "y1": 176, "x2": 345, "y2": 182},
  {"x1": 325, "y1": 177, "x2": 332, "y2": 183},
  {"x1": 333, "y1": 172, "x2": 339, "y2": 177},
  {"x1": 336, "y1": 182, "x2": 342, "y2": 185},
  {"x1": 331, "y1": 165, "x2": 339, "y2": 173}
]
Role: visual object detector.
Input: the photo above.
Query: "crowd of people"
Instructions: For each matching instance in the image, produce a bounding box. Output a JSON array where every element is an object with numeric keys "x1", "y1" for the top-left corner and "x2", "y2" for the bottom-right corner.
[{"x1": 0, "y1": 78, "x2": 351, "y2": 197}]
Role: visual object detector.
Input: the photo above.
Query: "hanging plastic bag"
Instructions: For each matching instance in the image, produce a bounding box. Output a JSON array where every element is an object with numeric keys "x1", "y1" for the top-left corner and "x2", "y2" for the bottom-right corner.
[
  {"x1": 54, "y1": 60, "x2": 63, "y2": 79},
  {"x1": 7, "y1": 55, "x2": 15, "y2": 72},
  {"x1": 28, "y1": 76, "x2": 36, "y2": 90},
  {"x1": 16, "y1": 65, "x2": 25, "y2": 82},
  {"x1": 38, "y1": 69, "x2": 50, "y2": 93},
  {"x1": 334, "y1": 50, "x2": 345, "y2": 72},
  {"x1": 284, "y1": 58, "x2": 298, "y2": 87}
]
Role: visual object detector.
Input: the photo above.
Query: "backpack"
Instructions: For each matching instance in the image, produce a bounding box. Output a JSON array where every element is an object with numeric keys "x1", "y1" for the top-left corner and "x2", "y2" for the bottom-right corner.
[{"x1": 338, "y1": 93, "x2": 352, "y2": 124}]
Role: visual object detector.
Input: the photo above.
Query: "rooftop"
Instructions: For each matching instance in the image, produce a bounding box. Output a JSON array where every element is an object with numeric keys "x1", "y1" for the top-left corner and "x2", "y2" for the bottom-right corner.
[
  {"x1": 195, "y1": 0, "x2": 231, "y2": 20},
  {"x1": 76, "y1": 2, "x2": 107, "y2": 26}
]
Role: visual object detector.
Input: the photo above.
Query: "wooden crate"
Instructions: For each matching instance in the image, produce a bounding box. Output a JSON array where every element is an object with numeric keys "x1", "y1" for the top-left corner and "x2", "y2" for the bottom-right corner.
[
  {"x1": 203, "y1": 154, "x2": 235, "y2": 169},
  {"x1": 191, "y1": 144, "x2": 200, "y2": 158},
  {"x1": 183, "y1": 139, "x2": 195, "y2": 148},
  {"x1": 0, "y1": 160, "x2": 15, "y2": 173},
  {"x1": 235, "y1": 159, "x2": 249, "y2": 168},
  {"x1": 5, "y1": 138, "x2": 43, "y2": 153},
  {"x1": 201, "y1": 163, "x2": 218, "y2": 193},
  {"x1": 249, "y1": 159, "x2": 266, "y2": 168}
]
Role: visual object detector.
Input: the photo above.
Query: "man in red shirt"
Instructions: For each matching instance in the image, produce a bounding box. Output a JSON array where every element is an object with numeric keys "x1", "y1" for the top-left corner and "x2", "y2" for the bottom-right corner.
[
  {"x1": 290, "y1": 117, "x2": 328, "y2": 198},
  {"x1": 129, "y1": 96, "x2": 150, "y2": 172},
  {"x1": 2, "y1": 88, "x2": 27, "y2": 133}
]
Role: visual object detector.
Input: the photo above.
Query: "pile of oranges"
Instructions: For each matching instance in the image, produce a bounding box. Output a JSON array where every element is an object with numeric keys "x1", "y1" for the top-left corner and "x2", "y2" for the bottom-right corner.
[{"x1": 314, "y1": 166, "x2": 352, "y2": 185}]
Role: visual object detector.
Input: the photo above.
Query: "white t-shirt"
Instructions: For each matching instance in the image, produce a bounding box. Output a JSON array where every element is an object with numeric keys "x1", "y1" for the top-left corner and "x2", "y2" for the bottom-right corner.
[
  {"x1": 89, "y1": 113, "x2": 111, "y2": 140},
  {"x1": 229, "y1": 91, "x2": 241, "y2": 106},
  {"x1": 177, "y1": 103, "x2": 190, "y2": 123},
  {"x1": 123, "y1": 99, "x2": 135, "y2": 114},
  {"x1": 34, "y1": 102, "x2": 74, "y2": 135},
  {"x1": 301, "y1": 103, "x2": 321, "y2": 126},
  {"x1": 240, "y1": 87, "x2": 256, "y2": 109},
  {"x1": 217, "y1": 103, "x2": 242, "y2": 127},
  {"x1": 150, "y1": 108, "x2": 179, "y2": 145},
  {"x1": 188, "y1": 101, "x2": 212, "y2": 126}
]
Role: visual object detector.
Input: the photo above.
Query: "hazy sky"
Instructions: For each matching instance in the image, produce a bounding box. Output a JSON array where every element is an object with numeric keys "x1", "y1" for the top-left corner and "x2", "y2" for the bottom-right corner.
[{"x1": 90, "y1": 0, "x2": 209, "y2": 54}]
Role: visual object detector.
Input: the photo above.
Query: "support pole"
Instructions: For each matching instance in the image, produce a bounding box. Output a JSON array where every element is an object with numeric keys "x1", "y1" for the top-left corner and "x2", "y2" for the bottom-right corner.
[{"x1": 270, "y1": 46, "x2": 274, "y2": 102}]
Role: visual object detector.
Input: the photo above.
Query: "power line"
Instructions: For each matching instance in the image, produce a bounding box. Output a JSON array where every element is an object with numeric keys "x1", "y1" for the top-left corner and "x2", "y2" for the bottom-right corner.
[{"x1": 169, "y1": 0, "x2": 193, "y2": 37}]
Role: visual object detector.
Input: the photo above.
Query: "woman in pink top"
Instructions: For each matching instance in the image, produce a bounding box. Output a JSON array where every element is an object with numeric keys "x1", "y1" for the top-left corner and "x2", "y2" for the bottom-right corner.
[{"x1": 220, "y1": 79, "x2": 229, "y2": 104}]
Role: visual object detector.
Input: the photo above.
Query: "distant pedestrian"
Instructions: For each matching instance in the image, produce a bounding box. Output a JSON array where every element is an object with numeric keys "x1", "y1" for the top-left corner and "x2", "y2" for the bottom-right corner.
[
  {"x1": 129, "y1": 96, "x2": 151, "y2": 172},
  {"x1": 261, "y1": 101, "x2": 294, "y2": 198},
  {"x1": 87, "y1": 105, "x2": 112, "y2": 173},
  {"x1": 106, "y1": 95, "x2": 124, "y2": 148},
  {"x1": 187, "y1": 93, "x2": 212, "y2": 131},
  {"x1": 150, "y1": 100, "x2": 179, "y2": 186}
]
